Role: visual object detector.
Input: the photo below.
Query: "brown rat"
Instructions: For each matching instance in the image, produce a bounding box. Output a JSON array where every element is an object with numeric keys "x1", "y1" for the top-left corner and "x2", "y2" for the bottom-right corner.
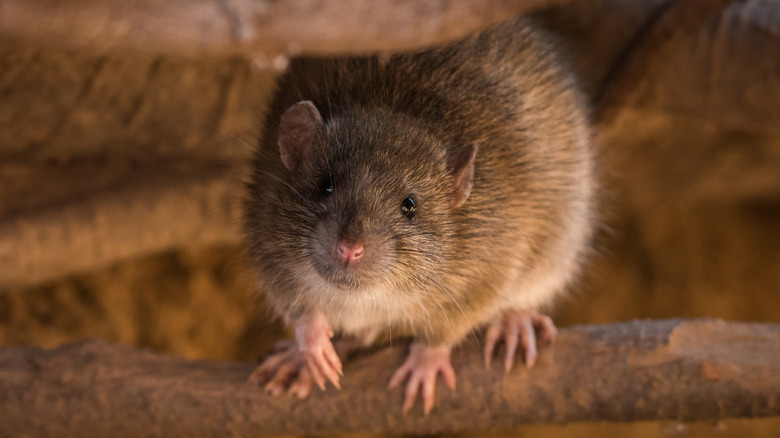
[{"x1": 245, "y1": 16, "x2": 595, "y2": 413}]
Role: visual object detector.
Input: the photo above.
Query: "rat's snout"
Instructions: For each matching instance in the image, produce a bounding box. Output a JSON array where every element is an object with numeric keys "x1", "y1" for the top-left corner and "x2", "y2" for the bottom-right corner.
[{"x1": 336, "y1": 241, "x2": 365, "y2": 265}]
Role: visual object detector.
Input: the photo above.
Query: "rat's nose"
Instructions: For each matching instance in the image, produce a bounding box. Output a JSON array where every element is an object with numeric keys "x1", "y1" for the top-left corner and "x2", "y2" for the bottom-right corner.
[{"x1": 337, "y1": 241, "x2": 364, "y2": 264}]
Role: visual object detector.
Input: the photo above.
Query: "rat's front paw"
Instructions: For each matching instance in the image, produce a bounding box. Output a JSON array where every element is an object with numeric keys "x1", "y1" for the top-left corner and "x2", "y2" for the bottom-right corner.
[
  {"x1": 249, "y1": 311, "x2": 344, "y2": 398},
  {"x1": 388, "y1": 343, "x2": 456, "y2": 415},
  {"x1": 248, "y1": 340, "x2": 316, "y2": 398},
  {"x1": 483, "y1": 308, "x2": 557, "y2": 371},
  {"x1": 295, "y1": 311, "x2": 343, "y2": 390}
]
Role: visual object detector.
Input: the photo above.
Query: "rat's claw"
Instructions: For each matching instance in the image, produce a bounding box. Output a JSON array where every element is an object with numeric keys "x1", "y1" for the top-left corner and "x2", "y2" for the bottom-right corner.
[
  {"x1": 248, "y1": 348, "x2": 295, "y2": 385},
  {"x1": 537, "y1": 314, "x2": 558, "y2": 342},
  {"x1": 422, "y1": 371, "x2": 437, "y2": 415},
  {"x1": 300, "y1": 338, "x2": 342, "y2": 389},
  {"x1": 519, "y1": 316, "x2": 538, "y2": 369},
  {"x1": 388, "y1": 360, "x2": 412, "y2": 389},
  {"x1": 288, "y1": 366, "x2": 313, "y2": 399},
  {"x1": 325, "y1": 341, "x2": 344, "y2": 376},
  {"x1": 249, "y1": 343, "x2": 341, "y2": 395},
  {"x1": 483, "y1": 323, "x2": 501, "y2": 368},
  {"x1": 249, "y1": 320, "x2": 357, "y2": 398},
  {"x1": 503, "y1": 321, "x2": 521, "y2": 372},
  {"x1": 402, "y1": 373, "x2": 421, "y2": 413},
  {"x1": 303, "y1": 354, "x2": 326, "y2": 390},
  {"x1": 483, "y1": 309, "x2": 557, "y2": 371},
  {"x1": 249, "y1": 345, "x2": 308, "y2": 396},
  {"x1": 303, "y1": 349, "x2": 341, "y2": 390},
  {"x1": 265, "y1": 360, "x2": 298, "y2": 396},
  {"x1": 388, "y1": 343, "x2": 455, "y2": 415}
]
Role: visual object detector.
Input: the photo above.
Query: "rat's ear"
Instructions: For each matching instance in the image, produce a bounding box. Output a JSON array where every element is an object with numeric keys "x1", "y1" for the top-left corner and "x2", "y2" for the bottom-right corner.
[
  {"x1": 447, "y1": 142, "x2": 479, "y2": 208},
  {"x1": 278, "y1": 100, "x2": 323, "y2": 172}
]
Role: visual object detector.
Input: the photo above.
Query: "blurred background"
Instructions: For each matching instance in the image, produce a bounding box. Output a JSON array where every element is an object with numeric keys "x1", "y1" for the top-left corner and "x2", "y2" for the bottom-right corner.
[{"x1": 1, "y1": 0, "x2": 779, "y2": 436}]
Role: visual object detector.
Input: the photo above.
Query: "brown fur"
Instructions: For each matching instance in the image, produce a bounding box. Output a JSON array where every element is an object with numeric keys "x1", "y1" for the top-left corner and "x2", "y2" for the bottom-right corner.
[{"x1": 245, "y1": 17, "x2": 596, "y2": 347}]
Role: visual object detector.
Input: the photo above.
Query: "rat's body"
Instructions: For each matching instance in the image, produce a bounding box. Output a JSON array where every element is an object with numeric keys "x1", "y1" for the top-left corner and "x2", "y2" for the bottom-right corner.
[{"x1": 246, "y1": 17, "x2": 595, "y2": 412}]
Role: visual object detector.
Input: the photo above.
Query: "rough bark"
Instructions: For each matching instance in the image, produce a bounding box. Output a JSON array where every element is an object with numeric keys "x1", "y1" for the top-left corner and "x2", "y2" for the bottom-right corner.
[
  {"x1": 0, "y1": 0, "x2": 568, "y2": 57},
  {"x1": 593, "y1": 0, "x2": 746, "y2": 127},
  {"x1": 1, "y1": 319, "x2": 779, "y2": 437}
]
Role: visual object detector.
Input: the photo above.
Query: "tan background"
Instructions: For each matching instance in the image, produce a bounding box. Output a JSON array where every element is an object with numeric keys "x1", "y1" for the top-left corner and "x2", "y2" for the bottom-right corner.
[{"x1": 1, "y1": 0, "x2": 779, "y2": 436}]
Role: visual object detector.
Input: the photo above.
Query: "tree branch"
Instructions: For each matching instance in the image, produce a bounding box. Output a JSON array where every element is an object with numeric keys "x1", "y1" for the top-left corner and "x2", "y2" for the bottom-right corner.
[
  {"x1": 0, "y1": 0, "x2": 569, "y2": 57},
  {"x1": 593, "y1": 0, "x2": 746, "y2": 128},
  {"x1": 0, "y1": 158, "x2": 243, "y2": 289},
  {"x1": 2, "y1": 319, "x2": 779, "y2": 437}
]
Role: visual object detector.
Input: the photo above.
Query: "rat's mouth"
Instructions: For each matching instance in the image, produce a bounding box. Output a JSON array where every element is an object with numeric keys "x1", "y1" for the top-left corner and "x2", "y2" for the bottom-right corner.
[
  {"x1": 316, "y1": 265, "x2": 363, "y2": 290},
  {"x1": 309, "y1": 257, "x2": 372, "y2": 291},
  {"x1": 327, "y1": 272, "x2": 361, "y2": 289}
]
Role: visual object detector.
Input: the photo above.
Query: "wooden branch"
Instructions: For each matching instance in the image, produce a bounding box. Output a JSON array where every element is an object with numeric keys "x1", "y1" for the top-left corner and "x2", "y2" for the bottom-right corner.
[
  {"x1": 593, "y1": 0, "x2": 747, "y2": 128},
  {"x1": 0, "y1": 0, "x2": 568, "y2": 57},
  {"x1": 2, "y1": 319, "x2": 779, "y2": 437},
  {"x1": 0, "y1": 159, "x2": 243, "y2": 289}
]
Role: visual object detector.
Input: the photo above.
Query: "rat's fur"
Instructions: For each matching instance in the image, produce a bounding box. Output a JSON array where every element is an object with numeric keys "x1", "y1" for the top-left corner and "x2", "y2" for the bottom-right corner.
[{"x1": 245, "y1": 17, "x2": 595, "y2": 348}]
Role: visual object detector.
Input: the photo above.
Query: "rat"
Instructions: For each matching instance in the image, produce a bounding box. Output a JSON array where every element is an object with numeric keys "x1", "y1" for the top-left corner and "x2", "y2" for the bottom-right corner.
[{"x1": 244, "y1": 16, "x2": 595, "y2": 414}]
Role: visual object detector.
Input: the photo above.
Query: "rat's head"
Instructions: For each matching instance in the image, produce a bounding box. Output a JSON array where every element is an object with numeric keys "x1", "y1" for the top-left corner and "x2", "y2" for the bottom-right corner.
[{"x1": 266, "y1": 100, "x2": 478, "y2": 293}]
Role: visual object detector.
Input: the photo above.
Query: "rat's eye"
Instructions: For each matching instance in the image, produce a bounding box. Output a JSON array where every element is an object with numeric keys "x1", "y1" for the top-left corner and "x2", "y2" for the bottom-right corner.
[
  {"x1": 400, "y1": 196, "x2": 416, "y2": 220},
  {"x1": 319, "y1": 178, "x2": 334, "y2": 196}
]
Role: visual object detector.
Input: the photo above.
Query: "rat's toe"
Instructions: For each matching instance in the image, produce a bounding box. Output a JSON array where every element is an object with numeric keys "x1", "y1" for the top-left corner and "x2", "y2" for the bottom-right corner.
[
  {"x1": 518, "y1": 320, "x2": 538, "y2": 369},
  {"x1": 248, "y1": 348, "x2": 295, "y2": 385},
  {"x1": 402, "y1": 374, "x2": 422, "y2": 413},
  {"x1": 288, "y1": 366, "x2": 314, "y2": 398},
  {"x1": 422, "y1": 372, "x2": 437, "y2": 415},
  {"x1": 390, "y1": 343, "x2": 455, "y2": 414},
  {"x1": 485, "y1": 309, "x2": 557, "y2": 371},
  {"x1": 536, "y1": 314, "x2": 558, "y2": 343},
  {"x1": 483, "y1": 322, "x2": 501, "y2": 368},
  {"x1": 264, "y1": 360, "x2": 299, "y2": 395},
  {"x1": 303, "y1": 347, "x2": 342, "y2": 390},
  {"x1": 503, "y1": 323, "x2": 521, "y2": 372},
  {"x1": 250, "y1": 341, "x2": 316, "y2": 397}
]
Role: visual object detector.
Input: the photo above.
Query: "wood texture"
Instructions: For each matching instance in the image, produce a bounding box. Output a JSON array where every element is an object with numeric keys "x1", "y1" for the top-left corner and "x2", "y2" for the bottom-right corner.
[
  {"x1": 593, "y1": 0, "x2": 747, "y2": 127},
  {"x1": 0, "y1": 0, "x2": 566, "y2": 57},
  {"x1": 1, "y1": 319, "x2": 779, "y2": 436}
]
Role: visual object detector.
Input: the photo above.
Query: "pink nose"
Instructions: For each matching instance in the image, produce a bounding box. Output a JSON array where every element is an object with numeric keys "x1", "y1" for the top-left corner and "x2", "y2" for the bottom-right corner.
[{"x1": 337, "y1": 242, "x2": 364, "y2": 263}]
